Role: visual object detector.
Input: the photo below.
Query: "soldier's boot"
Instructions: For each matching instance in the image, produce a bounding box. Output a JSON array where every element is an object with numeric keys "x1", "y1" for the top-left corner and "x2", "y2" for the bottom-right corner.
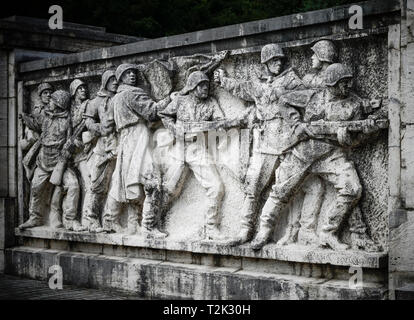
[
  {"x1": 297, "y1": 228, "x2": 319, "y2": 245},
  {"x1": 205, "y1": 224, "x2": 227, "y2": 241},
  {"x1": 86, "y1": 217, "x2": 102, "y2": 233},
  {"x1": 228, "y1": 195, "x2": 256, "y2": 246},
  {"x1": 250, "y1": 225, "x2": 273, "y2": 250},
  {"x1": 142, "y1": 226, "x2": 169, "y2": 239},
  {"x1": 319, "y1": 230, "x2": 349, "y2": 251},
  {"x1": 350, "y1": 232, "x2": 382, "y2": 252},
  {"x1": 277, "y1": 223, "x2": 300, "y2": 246},
  {"x1": 18, "y1": 216, "x2": 42, "y2": 230},
  {"x1": 50, "y1": 186, "x2": 63, "y2": 229},
  {"x1": 49, "y1": 211, "x2": 64, "y2": 230},
  {"x1": 227, "y1": 228, "x2": 251, "y2": 246},
  {"x1": 98, "y1": 220, "x2": 123, "y2": 234},
  {"x1": 251, "y1": 197, "x2": 285, "y2": 250},
  {"x1": 126, "y1": 204, "x2": 140, "y2": 235},
  {"x1": 64, "y1": 219, "x2": 87, "y2": 232}
]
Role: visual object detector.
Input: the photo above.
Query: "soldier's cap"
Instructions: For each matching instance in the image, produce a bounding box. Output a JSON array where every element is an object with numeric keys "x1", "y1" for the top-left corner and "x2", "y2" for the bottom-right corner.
[
  {"x1": 101, "y1": 70, "x2": 117, "y2": 90},
  {"x1": 37, "y1": 83, "x2": 53, "y2": 96},
  {"x1": 261, "y1": 43, "x2": 285, "y2": 64},
  {"x1": 51, "y1": 90, "x2": 71, "y2": 110},
  {"x1": 310, "y1": 39, "x2": 338, "y2": 63},
  {"x1": 181, "y1": 71, "x2": 209, "y2": 95},
  {"x1": 115, "y1": 63, "x2": 145, "y2": 82},
  {"x1": 324, "y1": 63, "x2": 353, "y2": 87},
  {"x1": 69, "y1": 79, "x2": 86, "y2": 97}
]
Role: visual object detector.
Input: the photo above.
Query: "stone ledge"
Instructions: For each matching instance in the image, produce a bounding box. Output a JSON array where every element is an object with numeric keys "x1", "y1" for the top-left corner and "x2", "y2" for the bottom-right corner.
[
  {"x1": 15, "y1": 227, "x2": 387, "y2": 269},
  {"x1": 5, "y1": 246, "x2": 387, "y2": 299}
]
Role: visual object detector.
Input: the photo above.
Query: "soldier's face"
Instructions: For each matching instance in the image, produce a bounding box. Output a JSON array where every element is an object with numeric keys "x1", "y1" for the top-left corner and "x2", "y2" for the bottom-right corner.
[
  {"x1": 40, "y1": 89, "x2": 52, "y2": 104},
  {"x1": 49, "y1": 99, "x2": 57, "y2": 111},
  {"x1": 194, "y1": 81, "x2": 209, "y2": 99},
  {"x1": 337, "y1": 78, "x2": 353, "y2": 97},
  {"x1": 122, "y1": 69, "x2": 137, "y2": 86},
  {"x1": 266, "y1": 58, "x2": 282, "y2": 75},
  {"x1": 311, "y1": 54, "x2": 322, "y2": 69},
  {"x1": 76, "y1": 85, "x2": 87, "y2": 101},
  {"x1": 106, "y1": 76, "x2": 118, "y2": 93}
]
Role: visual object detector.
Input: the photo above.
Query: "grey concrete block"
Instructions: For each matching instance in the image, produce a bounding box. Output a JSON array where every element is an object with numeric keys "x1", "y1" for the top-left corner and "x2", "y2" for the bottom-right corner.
[{"x1": 4, "y1": 247, "x2": 388, "y2": 299}]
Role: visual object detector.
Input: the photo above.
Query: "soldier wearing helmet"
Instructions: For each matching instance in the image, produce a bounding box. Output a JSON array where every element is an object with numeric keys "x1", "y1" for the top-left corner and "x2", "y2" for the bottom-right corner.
[
  {"x1": 81, "y1": 70, "x2": 119, "y2": 232},
  {"x1": 18, "y1": 90, "x2": 83, "y2": 231},
  {"x1": 21, "y1": 82, "x2": 54, "y2": 181},
  {"x1": 279, "y1": 40, "x2": 339, "y2": 247},
  {"x1": 69, "y1": 79, "x2": 93, "y2": 226},
  {"x1": 303, "y1": 39, "x2": 338, "y2": 88},
  {"x1": 213, "y1": 43, "x2": 304, "y2": 246},
  {"x1": 101, "y1": 63, "x2": 171, "y2": 237},
  {"x1": 159, "y1": 70, "x2": 236, "y2": 241},
  {"x1": 250, "y1": 63, "x2": 383, "y2": 252}
]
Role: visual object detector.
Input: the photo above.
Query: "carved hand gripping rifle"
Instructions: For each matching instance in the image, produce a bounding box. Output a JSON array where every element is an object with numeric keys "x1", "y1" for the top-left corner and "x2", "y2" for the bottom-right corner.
[{"x1": 49, "y1": 119, "x2": 86, "y2": 186}]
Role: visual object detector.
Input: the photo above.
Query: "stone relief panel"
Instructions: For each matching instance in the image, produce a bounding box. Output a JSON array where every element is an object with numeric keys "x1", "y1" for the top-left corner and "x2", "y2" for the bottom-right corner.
[{"x1": 17, "y1": 35, "x2": 389, "y2": 256}]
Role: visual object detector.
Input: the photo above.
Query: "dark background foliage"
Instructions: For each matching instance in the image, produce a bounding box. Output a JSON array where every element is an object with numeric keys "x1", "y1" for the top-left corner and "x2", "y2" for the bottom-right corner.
[{"x1": 2, "y1": 0, "x2": 357, "y2": 38}]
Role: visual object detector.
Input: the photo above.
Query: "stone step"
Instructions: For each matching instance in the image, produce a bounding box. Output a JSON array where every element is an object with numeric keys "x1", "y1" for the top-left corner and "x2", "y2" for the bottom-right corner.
[{"x1": 4, "y1": 246, "x2": 387, "y2": 300}]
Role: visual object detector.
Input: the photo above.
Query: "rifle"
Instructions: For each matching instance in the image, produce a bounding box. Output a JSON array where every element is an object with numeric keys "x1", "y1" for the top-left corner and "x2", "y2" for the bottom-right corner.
[
  {"x1": 49, "y1": 119, "x2": 86, "y2": 186},
  {"x1": 307, "y1": 119, "x2": 388, "y2": 135},
  {"x1": 177, "y1": 118, "x2": 242, "y2": 135}
]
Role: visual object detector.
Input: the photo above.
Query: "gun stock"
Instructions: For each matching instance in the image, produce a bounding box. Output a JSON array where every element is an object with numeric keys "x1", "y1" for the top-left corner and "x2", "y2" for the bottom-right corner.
[
  {"x1": 49, "y1": 119, "x2": 86, "y2": 186},
  {"x1": 308, "y1": 119, "x2": 388, "y2": 135}
]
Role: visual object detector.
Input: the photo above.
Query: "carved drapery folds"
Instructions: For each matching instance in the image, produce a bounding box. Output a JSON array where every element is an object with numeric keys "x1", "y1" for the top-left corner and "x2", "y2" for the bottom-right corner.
[{"x1": 18, "y1": 39, "x2": 388, "y2": 254}]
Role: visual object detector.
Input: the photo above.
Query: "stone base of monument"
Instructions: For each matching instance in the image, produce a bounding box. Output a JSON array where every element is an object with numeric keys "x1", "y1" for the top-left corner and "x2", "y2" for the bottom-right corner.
[{"x1": 5, "y1": 228, "x2": 388, "y2": 299}]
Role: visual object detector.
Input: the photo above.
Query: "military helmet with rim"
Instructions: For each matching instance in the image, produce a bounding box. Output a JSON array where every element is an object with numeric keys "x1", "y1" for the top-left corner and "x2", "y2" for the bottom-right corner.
[
  {"x1": 51, "y1": 90, "x2": 71, "y2": 110},
  {"x1": 37, "y1": 83, "x2": 53, "y2": 97},
  {"x1": 181, "y1": 71, "x2": 210, "y2": 95},
  {"x1": 261, "y1": 43, "x2": 285, "y2": 64},
  {"x1": 311, "y1": 39, "x2": 337, "y2": 64},
  {"x1": 324, "y1": 63, "x2": 353, "y2": 87}
]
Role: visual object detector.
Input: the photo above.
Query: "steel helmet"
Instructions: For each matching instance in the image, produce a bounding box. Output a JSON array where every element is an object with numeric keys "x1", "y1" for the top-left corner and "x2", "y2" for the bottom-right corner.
[
  {"x1": 69, "y1": 79, "x2": 86, "y2": 97},
  {"x1": 100, "y1": 70, "x2": 116, "y2": 90},
  {"x1": 51, "y1": 90, "x2": 71, "y2": 110},
  {"x1": 181, "y1": 71, "x2": 209, "y2": 94},
  {"x1": 37, "y1": 83, "x2": 53, "y2": 96},
  {"x1": 261, "y1": 44, "x2": 285, "y2": 64},
  {"x1": 115, "y1": 63, "x2": 144, "y2": 82},
  {"x1": 324, "y1": 63, "x2": 353, "y2": 87},
  {"x1": 311, "y1": 40, "x2": 337, "y2": 63}
]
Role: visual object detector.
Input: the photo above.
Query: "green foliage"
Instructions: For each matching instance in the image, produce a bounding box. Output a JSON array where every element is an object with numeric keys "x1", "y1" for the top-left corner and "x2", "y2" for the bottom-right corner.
[{"x1": 3, "y1": 0, "x2": 361, "y2": 38}]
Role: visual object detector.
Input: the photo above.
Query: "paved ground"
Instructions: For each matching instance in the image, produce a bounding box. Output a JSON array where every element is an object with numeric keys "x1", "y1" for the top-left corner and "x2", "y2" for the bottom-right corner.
[{"x1": 0, "y1": 274, "x2": 143, "y2": 300}]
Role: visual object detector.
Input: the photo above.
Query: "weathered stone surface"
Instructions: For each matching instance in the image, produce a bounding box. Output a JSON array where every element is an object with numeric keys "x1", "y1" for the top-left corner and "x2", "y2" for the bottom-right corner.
[
  {"x1": 5, "y1": 246, "x2": 387, "y2": 299},
  {"x1": 15, "y1": 228, "x2": 386, "y2": 268},
  {"x1": 6, "y1": 0, "x2": 414, "y2": 300}
]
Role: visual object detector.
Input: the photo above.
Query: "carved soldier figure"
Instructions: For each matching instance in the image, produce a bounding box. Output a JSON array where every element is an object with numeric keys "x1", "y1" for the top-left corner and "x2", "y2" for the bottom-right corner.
[
  {"x1": 280, "y1": 40, "x2": 339, "y2": 246},
  {"x1": 214, "y1": 44, "x2": 304, "y2": 245},
  {"x1": 102, "y1": 64, "x2": 171, "y2": 236},
  {"x1": 18, "y1": 90, "x2": 83, "y2": 231},
  {"x1": 159, "y1": 71, "x2": 233, "y2": 241},
  {"x1": 81, "y1": 70, "x2": 118, "y2": 232},
  {"x1": 69, "y1": 79, "x2": 93, "y2": 196},
  {"x1": 250, "y1": 63, "x2": 383, "y2": 250},
  {"x1": 302, "y1": 40, "x2": 338, "y2": 88},
  {"x1": 21, "y1": 83, "x2": 53, "y2": 181}
]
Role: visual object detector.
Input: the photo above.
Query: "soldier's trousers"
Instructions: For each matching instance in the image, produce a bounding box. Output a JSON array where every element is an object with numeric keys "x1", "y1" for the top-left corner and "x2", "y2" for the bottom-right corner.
[
  {"x1": 259, "y1": 149, "x2": 362, "y2": 234},
  {"x1": 240, "y1": 152, "x2": 279, "y2": 233},
  {"x1": 29, "y1": 166, "x2": 80, "y2": 226},
  {"x1": 163, "y1": 158, "x2": 224, "y2": 228},
  {"x1": 102, "y1": 184, "x2": 157, "y2": 230},
  {"x1": 83, "y1": 153, "x2": 116, "y2": 225}
]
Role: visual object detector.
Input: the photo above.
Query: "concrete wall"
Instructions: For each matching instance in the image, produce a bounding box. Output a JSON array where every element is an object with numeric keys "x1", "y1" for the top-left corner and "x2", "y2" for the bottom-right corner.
[{"x1": 388, "y1": 0, "x2": 414, "y2": 299}]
